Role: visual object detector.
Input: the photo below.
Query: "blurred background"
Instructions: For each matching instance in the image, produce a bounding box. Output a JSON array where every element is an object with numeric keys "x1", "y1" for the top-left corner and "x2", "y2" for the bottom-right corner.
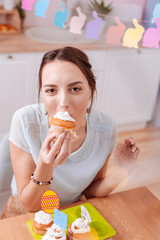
[{"x1": 0, "y1": 0, "x2": 160, "y2": 213}]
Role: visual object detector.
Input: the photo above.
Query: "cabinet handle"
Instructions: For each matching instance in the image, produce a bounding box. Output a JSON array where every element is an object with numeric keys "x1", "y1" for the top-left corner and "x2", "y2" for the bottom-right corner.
[{"x1": 7, "y1": 55, "x2": 13, "y2": 59}]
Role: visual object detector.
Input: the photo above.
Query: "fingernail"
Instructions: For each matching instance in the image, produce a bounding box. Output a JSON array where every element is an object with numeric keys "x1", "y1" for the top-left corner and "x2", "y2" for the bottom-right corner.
[
  {"x1": 66, "y1": 133, "x2": 70, "y2": 139},
  {"x1": 129, "y1": 138, "x2": 133, "y2": 142},
  {"x1": 52, "y1": 132, "x2": 56, "y2": 137},
  {"x1": 132, "y1": 147, "x2": 136, "y2": 152},
  {"x1": 121, "y1": 140, "x2": 125, "y2": 144}
]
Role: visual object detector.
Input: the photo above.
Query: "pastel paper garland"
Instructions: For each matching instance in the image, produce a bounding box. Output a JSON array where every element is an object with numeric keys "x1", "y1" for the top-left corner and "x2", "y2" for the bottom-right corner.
[{"x1": 22, "y1": 0, "x2": 160, "y2": 49}]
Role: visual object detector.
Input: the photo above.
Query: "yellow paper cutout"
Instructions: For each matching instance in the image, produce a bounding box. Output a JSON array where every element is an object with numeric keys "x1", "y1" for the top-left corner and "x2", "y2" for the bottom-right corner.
[{"x1": 122, "y1": 18, "x2": 145, "y2": 48}]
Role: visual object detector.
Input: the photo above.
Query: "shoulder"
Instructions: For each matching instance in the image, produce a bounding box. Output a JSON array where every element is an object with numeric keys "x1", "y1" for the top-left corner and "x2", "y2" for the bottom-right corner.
[
  {"x1": 89, "y1": 109, "x2": 115, "y2": 132},
  {"x1": 12, "y1": 104, "x2": 45, "y2": 126}
]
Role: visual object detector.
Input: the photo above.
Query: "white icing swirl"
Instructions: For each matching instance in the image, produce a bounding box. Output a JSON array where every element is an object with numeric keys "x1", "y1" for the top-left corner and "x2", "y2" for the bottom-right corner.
[
  {"x1": 34, "y1": 210, "x2": 53, "y2": 225},
  {"x1": 53, "y1": 111, "x2": 75, "y2": 122},
  {"x1": 42, "y1": 224, "x2": 66, "y2": 240},
  {"x1": 71, "y1": 218, "x2": 90, "y2": 234}
]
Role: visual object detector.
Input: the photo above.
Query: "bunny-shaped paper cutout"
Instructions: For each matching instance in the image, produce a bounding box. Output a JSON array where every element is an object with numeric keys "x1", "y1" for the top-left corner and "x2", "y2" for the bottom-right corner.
[
  {"x1": 106, "y1": 16, "x2": 126, "y2": 45},
  {"x1": 54, "y1": 2, "x2": 69, "y2": 29},
  {"x1": 81, "y1": 205, "x2": 91, "y2": 223},
  {"x1": 22, "y1": 0, "x2": 35, "y2": 11},
  {"x1": 142, "y1": 18, "x2": 160, "y2": 48},
  {"x1": 35, "y1": 0, "x2": 50, "y2": 18},
  {"x1": 85, "y1": 11, "x2": 104, "y2": 39},
  {"x1": 122, "y1": 18, "x2": 145, "y2": 48},
  {"x1": 151, "y1": 3, "x2": 160, "y2": 23},
  {"x1": 69, "y1": 7, "x2": 87, "y2": 35}
]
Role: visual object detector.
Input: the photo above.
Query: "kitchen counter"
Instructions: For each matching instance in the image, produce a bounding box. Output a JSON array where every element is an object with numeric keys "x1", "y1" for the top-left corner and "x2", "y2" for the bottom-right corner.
[
  {"x1": 0, "y1": 187, "x2": 160, "y2": 240},
  {"x1": 1, "y1": 29, "x2": 159, "y2": 54},
  {"x1": 0, "y1": 31, "x2": 110, "y2": 53}
]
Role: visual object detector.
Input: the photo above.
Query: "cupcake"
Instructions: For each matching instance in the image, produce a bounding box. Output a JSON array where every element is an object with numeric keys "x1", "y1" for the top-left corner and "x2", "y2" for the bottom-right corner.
[
  {"x1": 32, "y1": 210, "x2": 53, "y2": 236},
  {"x1": 50, "y1": 111, "x2": 78, "y2": 142},
  {"x1": 42, "y1": 223, "x2": 66, "y2": 240},
  {"x1": 67, "y1": 218, "x2": 90, "y2": 240},
  {"x1": 67, "y1": 206, "x2": 91, "y2": 240}
]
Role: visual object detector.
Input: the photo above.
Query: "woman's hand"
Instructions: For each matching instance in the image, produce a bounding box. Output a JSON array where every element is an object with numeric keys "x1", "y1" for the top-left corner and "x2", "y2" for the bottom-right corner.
[
  {"x1": 38, "y1": 131, "x2": 71, "y2": 168},
  {"x1": 113, "y1": 137, "x2": 140, "y2": 172}
]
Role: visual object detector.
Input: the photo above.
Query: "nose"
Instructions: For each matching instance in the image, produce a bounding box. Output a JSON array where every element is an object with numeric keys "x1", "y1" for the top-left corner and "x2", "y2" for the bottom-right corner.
[{"x1": 59, "y1": 91, "x2": 69, "y2": 110}]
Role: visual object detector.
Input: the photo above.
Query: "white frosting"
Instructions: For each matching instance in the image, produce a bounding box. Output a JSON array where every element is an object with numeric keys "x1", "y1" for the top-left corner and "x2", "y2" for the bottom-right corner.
[
  {"x1": 71, "y1": 218, "x2": 90, "y2": 234},
  {"x1": 34, "y1": 210, "x2": 53, "y2": 225},
  {"x1": 42, "y1": 224, "x2": 66, "y2": 240},
  {"x1": 53, "y1": 111, "x2": 75, "y2": 122}
]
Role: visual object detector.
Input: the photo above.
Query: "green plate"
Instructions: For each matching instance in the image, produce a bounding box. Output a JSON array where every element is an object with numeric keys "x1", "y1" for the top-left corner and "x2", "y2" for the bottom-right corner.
[{"x1": 26, "y1": 203, "x2": 116, "y2": 240}]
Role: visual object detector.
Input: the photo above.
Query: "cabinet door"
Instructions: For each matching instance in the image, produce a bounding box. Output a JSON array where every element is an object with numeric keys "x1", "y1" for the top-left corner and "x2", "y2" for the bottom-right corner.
[
  {"x1": 0, "y1": 53, "x2": 35, "y2": 136},
  {"x1": 98, "y1": 49, "x2": 160, "y2": 128},
  {"x1": 85, "y1": 50, "x2": 106, "y2": 109}
]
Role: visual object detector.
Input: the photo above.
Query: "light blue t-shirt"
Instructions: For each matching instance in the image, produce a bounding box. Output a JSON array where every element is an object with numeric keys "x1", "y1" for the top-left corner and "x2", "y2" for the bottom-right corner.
[{"x1": 9, "y1": 104, "x2": 117, "y2": 205}]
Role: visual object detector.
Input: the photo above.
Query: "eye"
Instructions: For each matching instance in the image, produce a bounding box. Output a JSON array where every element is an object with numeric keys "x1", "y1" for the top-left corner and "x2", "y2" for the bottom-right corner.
[
  {"x1": 71, "y1": 87, "x2": 81, "y2": 92},
  {"x1": 45, "y1": 88, "x2": 56, "y2": 94}
]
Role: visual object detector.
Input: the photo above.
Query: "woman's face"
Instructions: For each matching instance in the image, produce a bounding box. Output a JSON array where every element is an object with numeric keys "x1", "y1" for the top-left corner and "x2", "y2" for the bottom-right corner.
[{"x1": 41, "y1": 60, "x2": 92, "y2": 132}]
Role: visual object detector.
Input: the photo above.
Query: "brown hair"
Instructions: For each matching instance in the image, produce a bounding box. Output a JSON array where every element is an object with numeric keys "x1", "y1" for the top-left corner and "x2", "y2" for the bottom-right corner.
[{"x1": 38, "y1": 46, "x2": 96, "y2": 113}]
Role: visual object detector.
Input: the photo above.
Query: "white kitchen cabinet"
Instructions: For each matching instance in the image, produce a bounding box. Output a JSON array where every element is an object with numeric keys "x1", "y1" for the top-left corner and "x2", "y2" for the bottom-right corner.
[
  {"x1": 87, "y1": 48, "x2": 160, "y2": 131},
  {"x1": 1, "y1": 48, "x2": 160, "y2": 136},
  {"x1": 0, "y1": 53, "x2": 35, "y2": 136}
]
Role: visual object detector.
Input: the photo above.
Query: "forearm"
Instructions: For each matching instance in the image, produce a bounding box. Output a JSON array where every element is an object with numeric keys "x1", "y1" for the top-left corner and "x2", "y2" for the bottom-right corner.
[
  {"x1": 84, "y1": 167, "x2": 128, "y2": 198},
  {"x1": 18, "y1": 163, "x2": 54, "y2": 212}
]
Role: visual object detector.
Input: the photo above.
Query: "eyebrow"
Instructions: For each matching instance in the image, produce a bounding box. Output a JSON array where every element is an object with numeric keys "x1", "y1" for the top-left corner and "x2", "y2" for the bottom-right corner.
[{"x1": 43, "y1": 81, "x2": 84, "y2": 88}]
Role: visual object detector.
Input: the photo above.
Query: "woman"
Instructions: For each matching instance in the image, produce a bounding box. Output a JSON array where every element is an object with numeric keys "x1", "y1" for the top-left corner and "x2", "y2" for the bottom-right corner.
[{"x1": 1, "y1": 46, "x2": 140, "y2": 218}]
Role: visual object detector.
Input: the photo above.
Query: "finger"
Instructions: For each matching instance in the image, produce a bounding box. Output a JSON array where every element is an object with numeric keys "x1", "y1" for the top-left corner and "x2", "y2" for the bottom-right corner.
[
  {"x1": 49, "y1": 132, "x2": 66, "y2": 159},
  {"x1": 128, "y1": 137, "x2": 135, "y2": 146},
  {"x1": 123, "y1": 138, "x2": 136, "y2": 150},
  {"x1": 131, "y1": 142, "x2": 139, "y2": 152},
  {"x1": 130, "y1": 147, "x2": 140, "y2": 160},
  {"x1": 41, "y1": 131, "x2": 56, "y2": 151},
  {"x1": 120, "y1": 139, "x2": 125, "y2": 144},
  {"x1": 131, "y1": 146, "x2": 136, "y2": 152},
  {"x1": 134, "y1": 147, "x2": 140, "y2": 155},
  {"x1": 120, "y1": 138, "x2": 135, "y2": 146},
  {"x1": 54, "y1": 133, "x2": 71, "y2": 165}
]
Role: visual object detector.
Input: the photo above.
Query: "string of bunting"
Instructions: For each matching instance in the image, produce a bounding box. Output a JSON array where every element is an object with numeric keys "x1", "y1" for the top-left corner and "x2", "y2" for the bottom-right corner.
[{"x1": 22, "y1": 0, "x2": 160, "y2": 49}]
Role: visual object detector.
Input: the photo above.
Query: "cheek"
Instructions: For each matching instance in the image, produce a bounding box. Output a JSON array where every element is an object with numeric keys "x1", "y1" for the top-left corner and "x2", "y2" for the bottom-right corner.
[
  {"x1": 73, "y1": 96, "x2": 89, "y2": 121},
  {"x1": 42, "y1": 94, "x2": 56, "y2": 114}
]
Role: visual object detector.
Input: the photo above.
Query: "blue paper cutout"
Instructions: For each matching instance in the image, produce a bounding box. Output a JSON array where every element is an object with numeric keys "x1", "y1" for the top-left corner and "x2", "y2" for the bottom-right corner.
[
  {"x1": 85, "y1": 11, "x2": 104, "y2": 39},
  {"x1": 54, "y1": 209, "x2": 68, "y2": 231},
  {"x1": 151, "y1": 3, "x2": 160, "y2": 23},
  {"x1": 54, "y1": 2, "x2": 69, "y2": 28},
  {"x1": 35, "y1": 0, "x2": 50, "y2": 18}
]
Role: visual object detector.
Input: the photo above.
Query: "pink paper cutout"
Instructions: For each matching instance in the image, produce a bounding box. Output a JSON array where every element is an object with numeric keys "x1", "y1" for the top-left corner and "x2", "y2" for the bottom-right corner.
[
  {"x1": 22, "y1": 0, "x2": 36, "y2": 11},
  {"x1": 122, "y1": 18, "x2": 145, "y2": 49},
  {"x1": 142, "y1": 18, "x2": 160, "y2": 48},
  {"x1": 69, "y1": 7, "x2": 87, "y2": 35},
  {"x1": 35, "y1": 0, "x2": 50, "y2": 18},
  {"x1": 106, "y1": 16, "x2": 126, "y2": 45},
  {"x1": 85, "y1": 11, "x2": 104, "y2": 40}
]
